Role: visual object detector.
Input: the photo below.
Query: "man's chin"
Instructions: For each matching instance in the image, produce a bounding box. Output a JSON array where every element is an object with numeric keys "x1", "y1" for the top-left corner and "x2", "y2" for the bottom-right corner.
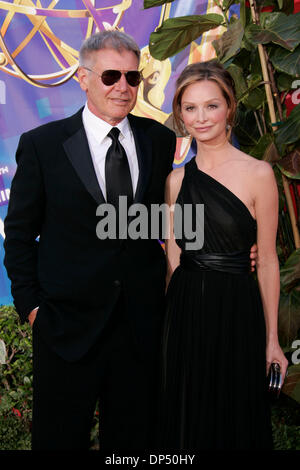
[{"x1": 111, "y1": 107, "x2": 134, "y2": 120}]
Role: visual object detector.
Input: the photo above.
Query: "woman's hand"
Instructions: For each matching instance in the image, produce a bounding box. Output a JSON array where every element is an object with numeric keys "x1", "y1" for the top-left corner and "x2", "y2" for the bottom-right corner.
[
  {"x1": 249, "y1": 243, "x2": 257, "y2": 272},
  {"x1": 28, "y1": 307, "x2": 39, "y2": 327},
  {"x1": 266, "y1": 340, "x2": 289, "y2": 386}
]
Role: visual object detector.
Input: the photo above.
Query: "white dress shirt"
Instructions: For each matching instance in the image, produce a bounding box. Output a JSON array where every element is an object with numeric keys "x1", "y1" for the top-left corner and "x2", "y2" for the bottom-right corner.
[{"x1": 82, "y1": 103, "x2": 139, "y2": 200}]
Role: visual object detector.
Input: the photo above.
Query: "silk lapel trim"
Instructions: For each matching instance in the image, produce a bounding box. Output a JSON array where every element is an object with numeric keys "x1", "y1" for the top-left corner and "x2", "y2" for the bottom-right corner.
[
  {"x1": 63, "y1": 112, "x2": 153, "y2": 206},
  {"x1": 128, "y1": 115, "x2": 152, "y2": 204},
  {"x1": 63, "y1": 126, "x2": 105, "y2": 205}
]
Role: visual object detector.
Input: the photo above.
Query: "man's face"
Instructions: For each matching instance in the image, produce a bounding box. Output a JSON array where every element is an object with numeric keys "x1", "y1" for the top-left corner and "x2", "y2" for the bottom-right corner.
[{"x1": 78, "y1": 48, "x2": 140, "y2": 126}]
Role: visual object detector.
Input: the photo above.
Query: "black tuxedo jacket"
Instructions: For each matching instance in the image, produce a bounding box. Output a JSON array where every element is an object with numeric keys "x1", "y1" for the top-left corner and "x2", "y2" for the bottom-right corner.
[{"x1": 4, "y1": 108, "x2": 176, "y2": 361}]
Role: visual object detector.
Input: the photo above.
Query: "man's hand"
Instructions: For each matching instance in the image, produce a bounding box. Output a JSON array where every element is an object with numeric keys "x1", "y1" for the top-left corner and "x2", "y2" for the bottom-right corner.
[
  {"x1": 28, "y1": 307, "x2": 39, "y2": 327},
  {"x1": 250, "y1": 243, "x2": 258, "y2": 272}
]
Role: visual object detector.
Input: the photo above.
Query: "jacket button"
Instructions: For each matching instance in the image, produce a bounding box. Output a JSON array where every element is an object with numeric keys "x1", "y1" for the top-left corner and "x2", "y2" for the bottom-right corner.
[{"x1": 114, "y1": 280, "x2": 121, "y2": 287}]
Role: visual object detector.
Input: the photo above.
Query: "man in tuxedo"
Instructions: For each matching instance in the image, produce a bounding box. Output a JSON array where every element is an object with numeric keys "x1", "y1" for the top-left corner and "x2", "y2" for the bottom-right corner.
[{"x1": 4, "y1": 30, "x2": 176, "y2": 450}]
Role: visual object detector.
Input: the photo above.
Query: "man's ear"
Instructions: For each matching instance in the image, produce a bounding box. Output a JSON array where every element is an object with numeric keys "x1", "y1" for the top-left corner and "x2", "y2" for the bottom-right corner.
[{"x1": 77, "y1": 66, "x2": 88, "y2": 92}]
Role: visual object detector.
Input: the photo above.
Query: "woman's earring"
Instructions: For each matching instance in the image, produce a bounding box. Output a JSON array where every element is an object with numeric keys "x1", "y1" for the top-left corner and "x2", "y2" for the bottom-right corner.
[
  {"x1": 179, "y1": 120, "x2": 189, "y2": 137},
  {"x1": 183, "y1": 123, "x2": 189, "y2": 136}
]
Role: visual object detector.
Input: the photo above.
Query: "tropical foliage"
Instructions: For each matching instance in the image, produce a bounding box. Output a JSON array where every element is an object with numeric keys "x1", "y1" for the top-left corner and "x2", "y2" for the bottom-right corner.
[{"x1": 0, "y1": 306, "x2": 32, "y2": 450}]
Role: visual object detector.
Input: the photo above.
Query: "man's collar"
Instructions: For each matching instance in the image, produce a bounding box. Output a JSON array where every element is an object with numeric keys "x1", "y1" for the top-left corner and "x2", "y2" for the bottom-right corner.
[{"x1": 82, "y1": 103, "x2": 131, "y2": 142}]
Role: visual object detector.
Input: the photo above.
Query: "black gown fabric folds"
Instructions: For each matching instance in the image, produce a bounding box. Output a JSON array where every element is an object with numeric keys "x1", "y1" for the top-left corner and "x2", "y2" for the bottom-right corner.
[{"x1": 159, "y1": 157, "x2": 273, "y2": 450}]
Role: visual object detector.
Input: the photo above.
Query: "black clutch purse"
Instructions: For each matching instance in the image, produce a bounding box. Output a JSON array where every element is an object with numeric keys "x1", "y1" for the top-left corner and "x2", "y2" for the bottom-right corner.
[{"x1": 268, "y1": 363, "x2": 282, "y2": 397}]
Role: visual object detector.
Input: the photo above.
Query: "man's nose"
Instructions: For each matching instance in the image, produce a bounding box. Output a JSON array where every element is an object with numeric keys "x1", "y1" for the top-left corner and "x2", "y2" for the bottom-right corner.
[{"x1": 115, "y1": 73, "x2": 129, "y2": 92}]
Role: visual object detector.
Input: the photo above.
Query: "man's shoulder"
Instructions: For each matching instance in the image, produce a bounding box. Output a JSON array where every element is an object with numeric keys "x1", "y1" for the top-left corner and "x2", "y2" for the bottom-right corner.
[
  {"x1": 128, "y1": 113, "x2": 176, "y2": 139},
  {"x1": 23, "y1": 108, "x2": 83, "y2": 140}
]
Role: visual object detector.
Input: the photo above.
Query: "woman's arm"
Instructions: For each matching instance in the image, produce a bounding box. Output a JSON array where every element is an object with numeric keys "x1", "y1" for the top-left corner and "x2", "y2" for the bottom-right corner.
[
  {"x1": 254, "y1": 161, "x2": 289, "y2": 379},
  {"x1": 164, "y1": 168, "x2": 184, "y2": 290}
]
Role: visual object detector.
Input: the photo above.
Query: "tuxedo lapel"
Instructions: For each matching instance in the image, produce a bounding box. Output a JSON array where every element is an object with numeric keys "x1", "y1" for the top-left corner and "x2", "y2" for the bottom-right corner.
[
  {"x1": 128, "y1": 114, "x2": 152, "y2": 204},
  {"x1": 63, "y1": 110, "x2": 105, "y2": 205},
  {"x1": 62, "y1": 111, "x2": 153, "y2": 206}
]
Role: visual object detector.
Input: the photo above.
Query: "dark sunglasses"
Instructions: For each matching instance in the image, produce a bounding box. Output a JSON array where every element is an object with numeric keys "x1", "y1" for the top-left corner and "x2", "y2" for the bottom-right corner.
[{"x1": 84, "y1": 67, "x2": 142, "y2": 87}]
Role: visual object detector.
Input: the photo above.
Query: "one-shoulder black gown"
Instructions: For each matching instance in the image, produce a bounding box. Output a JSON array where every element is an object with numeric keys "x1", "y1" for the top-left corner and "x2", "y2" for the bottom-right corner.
[{"x1": 159, "y1": 157, "x2": 272, "y2": 450}]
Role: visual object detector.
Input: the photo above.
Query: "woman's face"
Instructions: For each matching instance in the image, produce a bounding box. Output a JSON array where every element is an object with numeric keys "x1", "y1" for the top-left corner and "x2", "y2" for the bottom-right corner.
[{"x1": 180, "y1": 80, "x2": 229, "y2": 144}]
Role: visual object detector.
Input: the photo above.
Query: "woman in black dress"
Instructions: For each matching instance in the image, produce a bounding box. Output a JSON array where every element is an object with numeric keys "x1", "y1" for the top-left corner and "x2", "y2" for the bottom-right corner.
[{"x1": 159, "y1": 60, "x2": 288, "y2": 450}]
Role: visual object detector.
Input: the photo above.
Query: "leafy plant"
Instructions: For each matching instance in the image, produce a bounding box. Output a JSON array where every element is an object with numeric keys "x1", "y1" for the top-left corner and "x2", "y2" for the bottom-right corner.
[
  {"x1": 0, "y1": 305, "x2": 32, "y2": 450},
  {"x1": 270, "y1": 392, "x2": 300, "y2": 450},
  {"x1": 279, "y1": 249, "x2": 300, "y2": 346},
  {"x1": 0, "y1": 414, "x2": 31, "y2": 451}
]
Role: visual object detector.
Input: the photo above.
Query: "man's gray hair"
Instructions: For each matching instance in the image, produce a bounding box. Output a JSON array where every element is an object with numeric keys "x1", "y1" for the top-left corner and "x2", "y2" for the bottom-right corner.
[{"x1": 79, "y1": 30, "x2": 140, "y2": 66}]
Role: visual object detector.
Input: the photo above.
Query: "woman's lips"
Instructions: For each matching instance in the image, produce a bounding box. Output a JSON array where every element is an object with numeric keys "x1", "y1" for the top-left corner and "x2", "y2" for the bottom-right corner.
[{"x1": 194, "y1": 126, "x2": 212, "y2": 132}]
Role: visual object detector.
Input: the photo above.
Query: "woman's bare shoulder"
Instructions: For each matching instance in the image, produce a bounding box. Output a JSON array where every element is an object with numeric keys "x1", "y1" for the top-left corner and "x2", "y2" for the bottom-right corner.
[
  {"x1": 165, "y1": 167, "x2": 185, "y2": 204},
  {"x1": 166, "y1": 166, "x2": 185, "y2": 188},
  {"x1": 233, "y1": 148, "x2": 273, "y2": 178}
]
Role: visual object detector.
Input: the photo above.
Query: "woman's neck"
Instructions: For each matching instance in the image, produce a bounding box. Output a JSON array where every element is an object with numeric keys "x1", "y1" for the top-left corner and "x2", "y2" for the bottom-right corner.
[{"x1": 195, "y1": 138, "x2": 233, "y2": 171}]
